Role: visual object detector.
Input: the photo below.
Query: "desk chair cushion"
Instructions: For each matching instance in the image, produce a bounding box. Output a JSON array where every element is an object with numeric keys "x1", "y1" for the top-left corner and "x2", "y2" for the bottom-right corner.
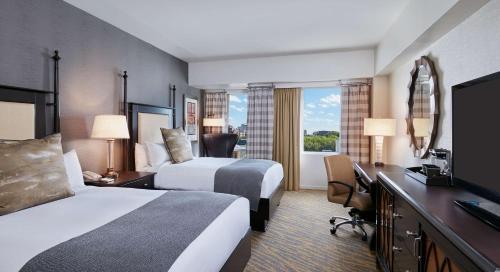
[{"x1": 328, "y1": 190, "x2": 372, "y2": 210}]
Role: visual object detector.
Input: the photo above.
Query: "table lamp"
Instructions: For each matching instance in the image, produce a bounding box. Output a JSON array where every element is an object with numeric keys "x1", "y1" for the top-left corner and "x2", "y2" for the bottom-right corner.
[
  {"x1": 363, "y1": 118, "x2": 396, "y2": 166},
  {"x1": 91, "y1": 115, "x2": 130, "y2": 178}
]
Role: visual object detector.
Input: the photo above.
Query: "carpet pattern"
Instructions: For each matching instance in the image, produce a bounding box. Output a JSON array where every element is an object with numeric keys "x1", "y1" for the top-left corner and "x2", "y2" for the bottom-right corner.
[{"x1": 244, "y1": 190, "x2": 378, "y2": 272}]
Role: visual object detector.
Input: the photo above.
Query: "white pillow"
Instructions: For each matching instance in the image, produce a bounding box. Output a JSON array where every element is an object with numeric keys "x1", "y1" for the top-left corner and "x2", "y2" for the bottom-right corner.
[
  {"x1": 145, "y1": 142, "x2": 171, "y2": 166},
  {"x1": 135, "y1": 143, "x2": 149, "y2": 171},
  {"x1": 63, "y1": 150, "x2": 85, "y2": 189}
]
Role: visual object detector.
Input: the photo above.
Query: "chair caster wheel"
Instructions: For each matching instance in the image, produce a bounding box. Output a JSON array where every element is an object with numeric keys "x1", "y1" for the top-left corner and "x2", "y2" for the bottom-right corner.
[
  {"x1": 361, "y1": 236, "x2": 367, "y2": 241},
  {"x1": 329, "y1": 218, "x2": 336, "y2": 224},
  {"x1": 330, "y1": 228, "x2": 336, "y2": 235}
]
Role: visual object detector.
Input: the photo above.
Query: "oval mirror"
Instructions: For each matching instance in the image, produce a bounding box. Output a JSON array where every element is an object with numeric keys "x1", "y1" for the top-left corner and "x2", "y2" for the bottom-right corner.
[{"x1": 406, "y1": 56, "x2": 440, "y2": 159}]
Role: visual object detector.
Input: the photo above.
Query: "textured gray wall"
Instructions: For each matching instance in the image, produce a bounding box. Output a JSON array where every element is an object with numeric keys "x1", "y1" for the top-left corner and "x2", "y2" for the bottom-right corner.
[{"x1": 0, "y1": 0, "x2": 200, "y2": 172}]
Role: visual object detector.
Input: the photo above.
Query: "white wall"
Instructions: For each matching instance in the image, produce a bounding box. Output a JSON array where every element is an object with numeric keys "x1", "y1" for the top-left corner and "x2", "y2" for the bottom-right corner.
[
  {"x1": 189, "y1": 50, "x2": 374, "y2": 89},
  {"x1": 375, "y1": 0, "x2": 488, "y2": 74},
  {"x1": 386, "y1": 0, "x2": 500, "y2": 167}
]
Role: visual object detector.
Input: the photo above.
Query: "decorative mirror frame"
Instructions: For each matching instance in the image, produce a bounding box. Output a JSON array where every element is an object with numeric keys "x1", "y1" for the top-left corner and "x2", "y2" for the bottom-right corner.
[{"x1": 406, "y1": 56, "x2": 440, "y2": 159}]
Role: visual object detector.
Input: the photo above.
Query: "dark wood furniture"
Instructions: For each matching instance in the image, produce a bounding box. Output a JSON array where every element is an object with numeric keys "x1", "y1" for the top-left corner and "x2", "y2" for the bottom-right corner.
[
  {"x1": 126, "y1": 102, "x2": 175, "y2": 171},
  {"x1": 369, "y1": 166, "x2": 500, "y2": 272},
  {"x1": 220, "y1": 229, "x2": 251, "y2": 272},
  {"x1": 84, "y1": 171, "x2": 155, "y2": 189},
  {"x1": 0, "y1": 51, "x2": 61, "y2": 138},
  {"x1": 354, "y1": 163, "x2": 403, "y2": 250},
  {"x1": 250, "y1": 179, "x2": 285, "y2": 231}
]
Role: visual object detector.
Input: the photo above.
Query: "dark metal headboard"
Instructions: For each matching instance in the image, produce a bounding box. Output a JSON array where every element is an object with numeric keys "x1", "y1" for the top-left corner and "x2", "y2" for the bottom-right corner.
[
  {"x1": 0, "y1": 50, "x2": 61, "y2": 138},
  {"x1": 121, "y1": 71, "x2": 176, "y2": 170}
]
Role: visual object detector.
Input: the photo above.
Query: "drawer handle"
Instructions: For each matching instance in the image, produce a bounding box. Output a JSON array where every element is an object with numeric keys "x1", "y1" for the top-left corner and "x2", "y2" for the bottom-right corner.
[
  {"x1": 406, "y1": 230, "x2": 419, "y2": 238},
  {"x1": 413, "y1": 236, "x2": 422, "y2": 258},
  {"x1": 392, "y1": 246, "x2": 403, "y2": 253},
  {"x1": 393, "y1": 212, "x2": 403, "y2": 219}
]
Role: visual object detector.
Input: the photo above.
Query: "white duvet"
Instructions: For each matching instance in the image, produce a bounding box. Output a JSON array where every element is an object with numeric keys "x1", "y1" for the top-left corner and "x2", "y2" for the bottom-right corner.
[
  {"x1": 0, "y1": 186, "x2": 249, "y2": 272},
  {"x1": 154, "y1": 157, "x2": 284, "y2": 198}
]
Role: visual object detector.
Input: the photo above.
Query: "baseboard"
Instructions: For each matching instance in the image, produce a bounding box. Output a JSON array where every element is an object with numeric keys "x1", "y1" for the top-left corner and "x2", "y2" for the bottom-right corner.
[{"x1": 300, "y1": 185, "x2": 327, "y2": 190}]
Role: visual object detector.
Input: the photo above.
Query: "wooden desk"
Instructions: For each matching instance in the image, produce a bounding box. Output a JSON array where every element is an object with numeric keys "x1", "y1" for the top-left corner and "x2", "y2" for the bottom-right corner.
[
  {"x1": 354, "y1": 163, "x2": 404, "y2": 184},
  {"x1": 354, "y1": 162, "x2": 500, "y2": 272}
]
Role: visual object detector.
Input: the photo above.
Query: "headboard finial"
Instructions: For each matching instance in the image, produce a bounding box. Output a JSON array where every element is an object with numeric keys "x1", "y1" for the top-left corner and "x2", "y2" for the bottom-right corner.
[{"x1": 52, "y1": 50, "x2": 61, "y2": 133}]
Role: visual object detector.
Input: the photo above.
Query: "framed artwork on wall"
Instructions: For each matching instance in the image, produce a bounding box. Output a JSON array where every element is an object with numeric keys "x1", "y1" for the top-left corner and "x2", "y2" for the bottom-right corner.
[{"x1": 183, "y1": 96, "x2": 199, "y2": 141}]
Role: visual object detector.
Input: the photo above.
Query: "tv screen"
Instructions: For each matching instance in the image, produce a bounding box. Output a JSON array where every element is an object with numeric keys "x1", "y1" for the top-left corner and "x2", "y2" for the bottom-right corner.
[{"x1": 453, "y1": 71, "x2": 500, "y2": 203}]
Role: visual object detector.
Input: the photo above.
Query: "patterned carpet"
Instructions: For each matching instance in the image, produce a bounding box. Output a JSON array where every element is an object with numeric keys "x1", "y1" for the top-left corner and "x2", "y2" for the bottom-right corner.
[{"x1": 244, "y1": 190, "x2": 378, "y2": 272}]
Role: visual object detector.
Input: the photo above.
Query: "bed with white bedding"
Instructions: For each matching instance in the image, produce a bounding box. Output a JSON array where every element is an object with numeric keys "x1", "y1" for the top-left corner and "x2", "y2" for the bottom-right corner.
[
  {"x1": 129, "y1": 103, "x2": 286, "y2": 231},
  {"x1": 154, "y1": 157, "x2": 284, "y2": 199},
  {"x1": 0, "y1": 186, "x2": 250, "y2": 272}
]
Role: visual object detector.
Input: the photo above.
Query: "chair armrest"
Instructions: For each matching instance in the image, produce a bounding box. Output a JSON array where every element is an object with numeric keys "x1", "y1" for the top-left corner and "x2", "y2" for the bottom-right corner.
[{"x1": 328, "y1": 181, "x2": 354, "y2": 207}]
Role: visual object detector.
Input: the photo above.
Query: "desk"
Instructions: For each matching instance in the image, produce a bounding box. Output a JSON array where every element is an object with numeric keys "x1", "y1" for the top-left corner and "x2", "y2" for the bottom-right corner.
[
  {"x1": 354, "y1": 163, "x2": 403, "y2": 184},
  {"x1": 354, "y1": 163, "x2": 404, "y2": 251},
  {"x1": 355, "y1": 163, "x2": 500, "y2": 272}
]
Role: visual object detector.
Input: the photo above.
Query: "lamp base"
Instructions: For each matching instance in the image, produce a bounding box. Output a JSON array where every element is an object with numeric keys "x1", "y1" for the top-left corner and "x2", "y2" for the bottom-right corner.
[{"x1": 374, "y1": 162, "x2": 385, "y2": 167}]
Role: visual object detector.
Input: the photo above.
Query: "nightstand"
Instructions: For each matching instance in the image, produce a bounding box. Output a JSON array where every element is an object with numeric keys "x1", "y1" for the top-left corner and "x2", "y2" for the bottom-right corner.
[{"x1": 84, "y1": 171, "x2": 155, "y2": 189}]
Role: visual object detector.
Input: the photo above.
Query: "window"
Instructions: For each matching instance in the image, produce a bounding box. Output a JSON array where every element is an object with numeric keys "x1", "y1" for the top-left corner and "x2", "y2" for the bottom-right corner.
[
  {"x1": 303, "y1": 87, "x2": 341, "y2": 152},
  {"x1": 228, "y1": 92, "x2": 248, "y2": 157}
]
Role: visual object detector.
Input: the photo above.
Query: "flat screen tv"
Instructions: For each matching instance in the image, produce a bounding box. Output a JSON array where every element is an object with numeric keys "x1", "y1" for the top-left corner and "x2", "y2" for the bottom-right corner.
[{"x1": 453, "y1": 71, "x2": 500, "y2": 203}]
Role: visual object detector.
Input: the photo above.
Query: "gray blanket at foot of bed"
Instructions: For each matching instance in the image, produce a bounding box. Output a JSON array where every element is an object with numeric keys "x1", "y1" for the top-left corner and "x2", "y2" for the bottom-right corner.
[
  {"x1": 214, "y1": 159, "x2": 276, "y2": 211},
  {"x1": 20, "y1": 191, "x2": 238, "y2": 272}
]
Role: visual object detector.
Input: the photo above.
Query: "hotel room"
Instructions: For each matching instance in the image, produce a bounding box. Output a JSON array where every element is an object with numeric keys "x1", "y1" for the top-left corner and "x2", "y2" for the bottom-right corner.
[{"x1": 0, "y1": 0, "x2": 499, "y2": 271}]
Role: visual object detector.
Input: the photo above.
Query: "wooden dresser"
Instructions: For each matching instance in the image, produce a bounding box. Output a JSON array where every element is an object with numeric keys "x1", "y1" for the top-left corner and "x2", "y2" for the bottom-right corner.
[{"x1": 355, "y1": 163, "x2": 500, "y2": 272}]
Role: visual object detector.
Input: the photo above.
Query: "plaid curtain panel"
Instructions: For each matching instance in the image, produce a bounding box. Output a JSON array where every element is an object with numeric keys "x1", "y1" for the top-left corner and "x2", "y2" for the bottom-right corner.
[
  {"x1": 203, "y1": 92, "x2": 228, "y2": 134},
  {"x1": 340, "y1": 83, "x2": 371, "y2": 163},
  {"x1": 247, "y1": 86, "x2": 274, "y2": 159}
]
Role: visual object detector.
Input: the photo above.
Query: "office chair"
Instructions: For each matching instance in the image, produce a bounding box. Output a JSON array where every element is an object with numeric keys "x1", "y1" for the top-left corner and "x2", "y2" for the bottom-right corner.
[
  {"x1": 324, "y1": 154, "x2": 373, "y2": 241},
  {"x1": 202, "y1": 133, "x2": 239, "y2": 158}
]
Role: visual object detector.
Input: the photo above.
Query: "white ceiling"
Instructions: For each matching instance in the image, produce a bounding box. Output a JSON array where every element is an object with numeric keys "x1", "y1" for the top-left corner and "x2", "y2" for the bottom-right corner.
[{"x1": 64, "y1": 0, "x2": 410, "y2": 62}]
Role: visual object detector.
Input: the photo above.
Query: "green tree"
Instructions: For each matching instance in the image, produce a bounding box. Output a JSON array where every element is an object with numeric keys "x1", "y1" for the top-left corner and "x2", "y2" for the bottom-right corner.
[{"x1": 304, "y1": 134, "x2": 338, "y2": 152}]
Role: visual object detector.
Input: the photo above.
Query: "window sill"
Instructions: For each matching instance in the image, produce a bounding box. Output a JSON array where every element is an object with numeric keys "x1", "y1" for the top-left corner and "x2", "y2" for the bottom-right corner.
[{"x1": 301, "y1": 151, "x2": 340, "y2": 156}]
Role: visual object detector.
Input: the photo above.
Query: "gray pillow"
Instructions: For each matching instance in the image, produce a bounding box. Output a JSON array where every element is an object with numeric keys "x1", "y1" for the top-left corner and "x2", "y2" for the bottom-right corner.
[
  {"x1": 0, "y1": 134, "x2": 74, "y2": 216},
  {"x1": 160, "y1": 128, "x2": 193, "y2": 163}
]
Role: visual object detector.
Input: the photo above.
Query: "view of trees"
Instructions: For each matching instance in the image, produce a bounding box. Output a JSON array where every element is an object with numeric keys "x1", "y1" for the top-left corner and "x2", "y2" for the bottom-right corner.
[{"x1": 304, "y1": 131, "x2": 339, "y2": 152}]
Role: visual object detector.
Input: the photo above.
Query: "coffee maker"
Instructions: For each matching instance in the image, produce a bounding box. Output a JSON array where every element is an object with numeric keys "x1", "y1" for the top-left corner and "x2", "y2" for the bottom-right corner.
[{"x1": 430, "y1": 148, "x2": 452, "y2": 176}]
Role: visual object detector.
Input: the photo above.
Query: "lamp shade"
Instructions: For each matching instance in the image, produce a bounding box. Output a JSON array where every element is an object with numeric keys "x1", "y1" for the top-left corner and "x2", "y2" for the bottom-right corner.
[
  {"x1": 203, "y1": 118, "x2": 225, "y2": 127},
  {"x1": 413, "y1": 118, "x2": 430, "y2": 137},
  {"x1": 91, "y1": 115, "x2": 130, "y2": 139},
  {"x1": 363, "y1": 118, "x2": 396, "y2": 136}
]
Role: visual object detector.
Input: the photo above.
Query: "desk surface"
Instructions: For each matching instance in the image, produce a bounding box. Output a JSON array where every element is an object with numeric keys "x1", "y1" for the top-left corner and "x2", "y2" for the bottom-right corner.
[{"x1": 354, "y1": 163, "x2": 404, "y2": 183}]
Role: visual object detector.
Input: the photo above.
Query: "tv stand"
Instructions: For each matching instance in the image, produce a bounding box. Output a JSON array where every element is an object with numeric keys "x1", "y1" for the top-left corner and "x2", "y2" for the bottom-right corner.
[
  {"x1": 454, "y1": 200, "x2": 500, "y2": 231},
  {"x1": 361, "y1": 164, "x2": 500, "y2": 272}
]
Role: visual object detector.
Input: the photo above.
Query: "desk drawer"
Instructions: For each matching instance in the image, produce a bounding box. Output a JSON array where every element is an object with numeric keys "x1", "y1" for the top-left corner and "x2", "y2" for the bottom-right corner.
[{"x1": 393, "y1": 196, "x2": 419, "y2": 272}]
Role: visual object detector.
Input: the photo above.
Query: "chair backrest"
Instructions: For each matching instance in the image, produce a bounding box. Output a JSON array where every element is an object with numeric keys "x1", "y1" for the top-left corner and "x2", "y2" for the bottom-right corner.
[
  {"x1": 202, "y1": 133, "x2": 239, "y2": 158},
  {"x1": 324, "y1": 154, "x2": 357, "y2": 197}
]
